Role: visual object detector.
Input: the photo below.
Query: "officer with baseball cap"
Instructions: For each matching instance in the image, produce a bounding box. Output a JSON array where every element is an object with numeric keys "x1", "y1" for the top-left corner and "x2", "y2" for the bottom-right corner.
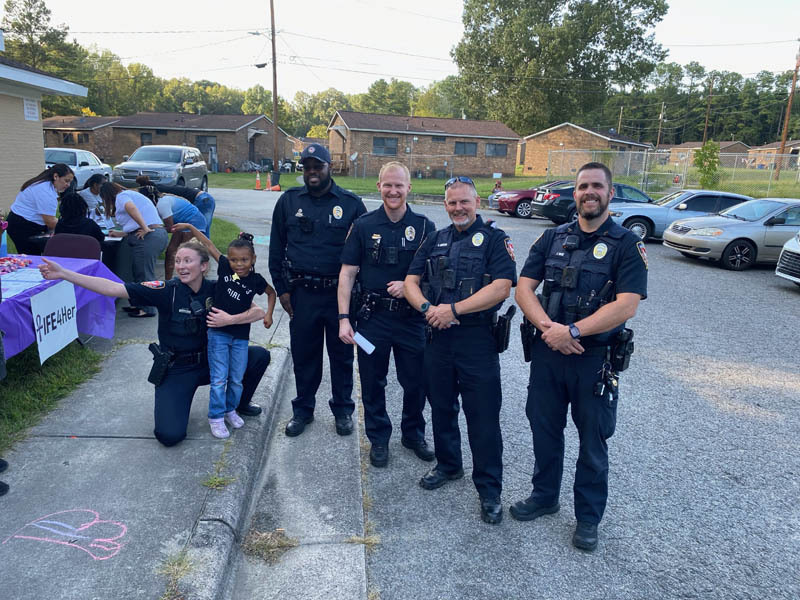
[{"x1": 269, "y1": 142, "x2": 367, "y2": 438}]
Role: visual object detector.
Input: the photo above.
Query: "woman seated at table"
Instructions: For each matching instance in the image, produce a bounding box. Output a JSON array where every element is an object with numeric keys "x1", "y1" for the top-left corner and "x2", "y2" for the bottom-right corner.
[
  {"x1": 79, "y1": 174, "x2": 113, "y2": 227},
  {"x1": 7, "y1": 164, "x2": 74, "y2": 255},
  {"x1": 100, "y1": 182, "x2": 168, "y2": 318},
  {"x1": 38, "y1": 242, "x2": 271, "y2": 446},
  {"x1": 54, "y1": 192, "x2": 106, "y2": 246},
  {"x1": 136, "y1": 178, "x2": 206, "y2": 280}
]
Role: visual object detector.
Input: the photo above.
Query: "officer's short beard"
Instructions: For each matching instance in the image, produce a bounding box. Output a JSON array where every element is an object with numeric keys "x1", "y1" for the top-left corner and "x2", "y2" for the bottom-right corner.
[
  {"x1": 304, "y1": 171, "x2": 331, "y2": 194},
  {"x1": 578, "y1": 194, "x2": 610, "y2": 220}
]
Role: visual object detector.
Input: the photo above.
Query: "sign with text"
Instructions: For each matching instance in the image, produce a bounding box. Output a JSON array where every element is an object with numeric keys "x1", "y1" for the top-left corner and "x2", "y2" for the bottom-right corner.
[
  {"x1": 23, "y1": 98, "x2": 39, "y2": 121},
  {"x1": 29, "y1": 281, "x2": 78, "y2": 364}
]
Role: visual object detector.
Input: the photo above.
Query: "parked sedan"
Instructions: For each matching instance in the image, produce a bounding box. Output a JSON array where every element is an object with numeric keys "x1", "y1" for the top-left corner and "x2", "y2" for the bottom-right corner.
[
  {"x1": 531, "y1": 181, "x2": 653, "y2": 224},
  {"x1": 44, "y1": 147, "x2": 112, "y2": 188},
  {"x1": 662, "y1": 198, "x2": 800, "y2": 270},
  {"x1": 494, "y1": 181, "x2": 570, "y2": 218},
  {"x1": 609, "y1": 190, "x2": 752, "y2": 240},
  {"x1": 775, "y1": 231, "x2": 800, "y2": 286}
]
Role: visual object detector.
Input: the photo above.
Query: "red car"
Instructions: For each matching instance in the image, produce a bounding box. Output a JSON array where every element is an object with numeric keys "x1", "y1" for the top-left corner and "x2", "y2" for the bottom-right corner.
[{"x1": 496, "y1": 180, "x2": 571, "y2": 218}]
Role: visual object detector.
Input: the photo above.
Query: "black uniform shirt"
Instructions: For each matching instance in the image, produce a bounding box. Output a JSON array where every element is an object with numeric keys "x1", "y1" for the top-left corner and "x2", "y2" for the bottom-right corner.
[
  {"x1": 408, "y1": 214, "x2": 517, "y2": 311},
  {"x1": 54, "y1": 216, "x2": 105, "y2": 245},
  {"x1": 156, "y1": 185, "x2": 200, "y2": 203},
  {"x1": 212, "y1": 255, "x2": 268, "y2": 339},
  {"x1": 341, "y1": 204, "x2": 435, "y2": 292},
  {"x1": 125, "y1": 278, "x2": 216, "y2": 352},
  {"x1": 269, "y1": 180, "x2": 367, "y2": 295}
]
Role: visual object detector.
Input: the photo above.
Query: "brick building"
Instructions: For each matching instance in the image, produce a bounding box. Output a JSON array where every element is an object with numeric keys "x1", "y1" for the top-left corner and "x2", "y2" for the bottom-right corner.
[
  {"x1": 747, "y1": 140, "x2": 800, "y2": 169},
  {"x1": 668, "y1": 140, "x2": 750, "y2": 166},
  {"x1": 521, "y1": 123, "x2": 650, "y2": 176},
  {"x1": 107, "y1": 113, "x2": 293, "y2": 169},
  {"x1": 288, "y1": 136, "x2": 328, "y2": 155},
  {"x1": 42, "y1": 116, "x2": 119, "y2": 163},
  {"x1": 0, "y1": 53, "x2": 87, "y2": 213},
  {"x1": 328, "y1": 110, "x2": 519, "y2": 178}
]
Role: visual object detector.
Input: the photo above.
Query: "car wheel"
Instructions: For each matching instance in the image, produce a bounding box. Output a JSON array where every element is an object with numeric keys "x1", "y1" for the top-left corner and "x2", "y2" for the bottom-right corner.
[
  {"x1": 721, "y1": 240, "x2": 756, "y2": 271},
  {"x1": 567, "y1": 207, "x2": 577, "y2": 222},
  {"x1": 177, "y1": 177, "x2": 185, "y2": 187},
  {"x1": 201, "y1": 176, "x2": 208, "y2": 192},
  {"x1": 515, "y1": 201, "x2": 533, "y2": 219},
  {"x1": 679, "y1": 252, "x2": 700, "y2": 259},
  {"x1": 623, "y1": 217, "x2": 652, "y2": 240}
]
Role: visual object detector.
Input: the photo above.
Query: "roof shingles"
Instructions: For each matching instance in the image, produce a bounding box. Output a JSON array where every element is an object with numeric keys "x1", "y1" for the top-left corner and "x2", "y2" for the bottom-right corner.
[{"x1": 334, "y1": 110, "x2": 519, "y2": 139}]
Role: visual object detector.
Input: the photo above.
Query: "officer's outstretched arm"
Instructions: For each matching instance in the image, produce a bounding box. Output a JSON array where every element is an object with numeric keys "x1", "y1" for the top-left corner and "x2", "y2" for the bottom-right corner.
[
  {"x1": 515, "y1": 276, "x2": 551, "y2": 331},
  {"x1": 574, "y1": 292, "x2": 640, "y2": 337},
  {"x1": 38, "y1": 258, "x2": 129, "y2": 298},
  {"x1": 402, "y1": 274, "x2": 427, "y2": 311}
]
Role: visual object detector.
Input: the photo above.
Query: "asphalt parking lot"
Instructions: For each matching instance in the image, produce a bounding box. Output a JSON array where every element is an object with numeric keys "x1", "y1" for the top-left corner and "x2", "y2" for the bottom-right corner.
[{"x1": 216, "y1": 189, "x2": 800, "y2": 599}]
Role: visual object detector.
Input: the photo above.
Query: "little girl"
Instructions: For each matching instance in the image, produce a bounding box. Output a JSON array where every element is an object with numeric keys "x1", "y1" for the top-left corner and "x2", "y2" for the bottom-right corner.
[{"x1": 175, "y1": 223, "x2": 276, "y2": 438}]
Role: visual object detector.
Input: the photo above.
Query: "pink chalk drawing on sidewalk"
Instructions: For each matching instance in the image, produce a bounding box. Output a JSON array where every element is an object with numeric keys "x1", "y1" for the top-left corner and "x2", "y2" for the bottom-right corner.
[{"x1": 2, "y1": 509, "x2": 128, "y2": 560}]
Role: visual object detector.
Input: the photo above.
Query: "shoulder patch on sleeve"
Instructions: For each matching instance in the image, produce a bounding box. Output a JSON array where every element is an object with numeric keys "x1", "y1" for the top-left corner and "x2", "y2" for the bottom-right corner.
[
  {"x1": 504, "y1": 237, "x2": 516, "y2": 261},
  {"x1": 636, "y1": 241, "x2": 648, "y2": 270},
  {"x1": 141, "y1": 280, "x2": 165, "y2": 289}
]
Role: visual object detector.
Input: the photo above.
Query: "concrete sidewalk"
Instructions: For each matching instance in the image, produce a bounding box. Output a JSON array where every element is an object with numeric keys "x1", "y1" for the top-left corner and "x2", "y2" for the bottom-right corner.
[{"x1": 0, "y1": 233, "x2": 292, "y2": 600}]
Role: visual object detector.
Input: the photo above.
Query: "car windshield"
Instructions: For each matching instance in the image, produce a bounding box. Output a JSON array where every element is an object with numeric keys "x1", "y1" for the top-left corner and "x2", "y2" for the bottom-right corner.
[
  {"x1": 44, "y1": 150, "x2": 77, "y2": 166},
  {"x1": 721, "y1": 199, "x2": 784, "y2": 221},
  {"x1": 654, "y1": 191, "x2": 690, "y2": 206},
  {"x1": 128, "y1": 148, "x2": 183, "y2": 163},
  {"x1": 551, "y1": 182, "x2": 574, "y2": 191}
]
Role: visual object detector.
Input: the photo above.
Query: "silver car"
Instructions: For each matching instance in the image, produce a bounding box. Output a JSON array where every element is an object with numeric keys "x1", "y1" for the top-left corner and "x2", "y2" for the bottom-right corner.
[
  {"x1": 775, "y1": 230, "x2": 800, "y2": 286},
  {"x1": 609, "y1": 190, "x2": 752, "y2": 240},
  {"x1": 662, "y1": 198, "x2": 800, "y2": 270},
  {"x1": 112, "y1": 145, "x2": 208, "y2": 189},
  {"x1": 44, "y1": 147, "x2": 112, "y2": 188}
]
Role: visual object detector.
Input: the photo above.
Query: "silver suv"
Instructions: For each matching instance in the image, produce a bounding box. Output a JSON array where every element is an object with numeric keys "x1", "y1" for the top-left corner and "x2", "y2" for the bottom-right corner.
[{"x1": 112, "y1": 145, "x2": 208, "y2": 189}]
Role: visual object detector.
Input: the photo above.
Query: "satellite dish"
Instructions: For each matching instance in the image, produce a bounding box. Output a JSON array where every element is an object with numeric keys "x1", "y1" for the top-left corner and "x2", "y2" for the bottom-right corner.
[{"x1": 350, "y1": 152, "x2": 359, "y2": 161}]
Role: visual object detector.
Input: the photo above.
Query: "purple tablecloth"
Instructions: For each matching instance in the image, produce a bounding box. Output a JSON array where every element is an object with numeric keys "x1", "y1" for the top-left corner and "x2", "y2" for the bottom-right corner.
[{"x1": 0, "y1": 255, "x2": 122, "y2": 359}]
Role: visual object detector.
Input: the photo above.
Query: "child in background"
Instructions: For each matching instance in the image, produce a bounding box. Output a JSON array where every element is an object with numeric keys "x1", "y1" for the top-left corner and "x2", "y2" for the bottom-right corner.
[{"x1": 173, "y1": 223, "x2": 276, "y2": 438}]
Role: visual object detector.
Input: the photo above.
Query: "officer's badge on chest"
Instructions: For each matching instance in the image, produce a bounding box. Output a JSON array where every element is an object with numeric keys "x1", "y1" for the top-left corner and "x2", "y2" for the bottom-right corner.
[
  {"x1": 472, "y1": 232, "x2": 485, "y2": 246},
  {"x1": 593, "y1": 243, "x2": 608, "y2": 259},
  {"x1": 405, "y1": 226, "x2": 415, "y2": 241},
  {"x1": 332, "y1": 205, "x2": 343, "y2": 219}
]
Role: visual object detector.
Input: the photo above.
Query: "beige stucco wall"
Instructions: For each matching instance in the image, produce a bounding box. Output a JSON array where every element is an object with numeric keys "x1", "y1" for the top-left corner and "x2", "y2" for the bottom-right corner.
[{"x1": 0, "y1": 92, "x2": 45, "y2": 213}]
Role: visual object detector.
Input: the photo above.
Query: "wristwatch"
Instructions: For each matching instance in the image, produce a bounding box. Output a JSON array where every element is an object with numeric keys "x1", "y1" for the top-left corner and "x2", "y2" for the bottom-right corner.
[
  {"x1": 338, "y1": 314, "x2": 350, "y2": 320},
  {"x1": 568, "y1": 323, "x2": 581, "y2": 339},
  {"x1": 420, "y1": 302, "x2": 431, "y2": 314}
]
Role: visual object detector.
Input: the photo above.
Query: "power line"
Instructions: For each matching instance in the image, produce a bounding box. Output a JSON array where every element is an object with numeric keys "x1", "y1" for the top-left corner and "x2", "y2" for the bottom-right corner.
[{"x1": 279, "y1": 30, "x2": 454, "y2": 63}]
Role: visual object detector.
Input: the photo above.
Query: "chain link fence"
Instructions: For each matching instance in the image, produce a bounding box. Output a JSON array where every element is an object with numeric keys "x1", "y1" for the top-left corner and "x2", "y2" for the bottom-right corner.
[{"x1": 547, "y1": 149, "x2": 800, "y2": 199}]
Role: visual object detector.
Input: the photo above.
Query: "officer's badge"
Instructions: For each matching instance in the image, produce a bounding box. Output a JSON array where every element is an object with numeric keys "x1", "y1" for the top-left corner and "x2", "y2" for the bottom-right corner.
[
  {"x1": 141, "y1": 280, "x2": 165, "y2": 289},
  {"x1": 405, "y1": 226, "x2": 416, "y2": 241},
  {"x1": 504, "y1": 237, "x2": 515, "y2": 261},
  {"x1": 295, "y1": 208, "x2": 304, "y2": 217},
  {"x1": 472, "y1": 232, "x2": 485, "y2": 247},
  {"x1": 332, "y1": 205, "x2": 343, "y2": 220},
  {"x1": 593, "y1": 243, "x2": 608, "y2": 259},
  {"x1": 636, "y1": 241, "x2": 648, "y2": 270}
]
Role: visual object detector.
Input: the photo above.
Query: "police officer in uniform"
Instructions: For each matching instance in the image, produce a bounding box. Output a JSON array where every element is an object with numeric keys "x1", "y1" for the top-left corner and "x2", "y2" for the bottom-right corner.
[
  {"x1": 404, "y1": 177, "x2": 516, "y2": 524},
  {"x1": 338, "y1": 162, "x2": 436, "y2": 468},
  {"x1": 269, "y1": 143, "x2": 367, "y2": 437},
  {"x1": 513, "y1": 162, "x2": 647, "y2": 551},
  {"x1": 38, "y1": 240, "x2": 270, "y2": 446}
]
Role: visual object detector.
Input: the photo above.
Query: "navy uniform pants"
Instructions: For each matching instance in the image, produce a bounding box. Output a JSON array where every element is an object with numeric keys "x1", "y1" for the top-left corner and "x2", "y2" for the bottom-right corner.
[
  {"x1": 289, "y1": 286, "x2": 355, "y2": 420},
  {"x1": 154, "y1": 346, "x2": 270, "y2": 446},
  {"x1": 424, "y1": 323, "x2": 503, "y2": 500},
  {"x1": 526, "y1": 338, "x2": 618, "y2": 524},
  {"x1": 356, "y1": 309, "x2": 426, "y2": 446}
]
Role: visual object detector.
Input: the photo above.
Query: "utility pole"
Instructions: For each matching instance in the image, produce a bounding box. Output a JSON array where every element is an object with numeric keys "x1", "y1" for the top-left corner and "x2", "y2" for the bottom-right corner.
[
  {"x1": 270, "y1": 0, "x2": 279, "y2": 177},
  {"x1": 774, "y1": 41, "x2": 800, "y2": 181},
  {"x1": 617, "y1": 105, "x2": 623, "y2": 133},
  {"x1": 702, "y1": 77, "x2": 714, "y2": 144},
  {"x1": 656, "y1": 102, "x2": 665, "y2": 147}
]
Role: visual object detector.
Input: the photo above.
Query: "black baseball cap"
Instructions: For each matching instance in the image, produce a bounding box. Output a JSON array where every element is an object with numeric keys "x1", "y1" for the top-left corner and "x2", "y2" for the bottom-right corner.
[{"x1": 300, "y1": 143, "x2": 331, "y2": 165}]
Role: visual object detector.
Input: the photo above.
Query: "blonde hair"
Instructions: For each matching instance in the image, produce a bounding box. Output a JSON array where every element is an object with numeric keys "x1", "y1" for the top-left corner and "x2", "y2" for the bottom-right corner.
[
  {"x1": 177, "y1": 239, "x2": 210, "y2": 264},
  {"x1": 378, "y1": 161, "x2": 410, "y2": 182}
]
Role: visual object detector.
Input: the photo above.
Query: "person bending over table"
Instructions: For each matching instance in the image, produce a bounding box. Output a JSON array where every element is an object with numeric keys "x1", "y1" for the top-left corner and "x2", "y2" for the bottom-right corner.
[
  {"x1": 7, "y1": 164, "x2": 74, "y2": 255},
  {"x1": 100, "y1": 182, "x2": 168, "y2": 318},
  {"x1": 38, "y1": 240, "x2": 271, "y2": 446}
]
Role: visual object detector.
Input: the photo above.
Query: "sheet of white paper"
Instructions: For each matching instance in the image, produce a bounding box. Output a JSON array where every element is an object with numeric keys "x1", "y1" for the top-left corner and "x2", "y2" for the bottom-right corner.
[{"x1": 353, "y1": 332, "x2": 375, "y2": 355}]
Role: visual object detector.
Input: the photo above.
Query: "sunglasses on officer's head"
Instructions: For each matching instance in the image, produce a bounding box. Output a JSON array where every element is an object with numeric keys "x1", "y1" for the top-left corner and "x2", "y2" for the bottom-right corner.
[{"x1": 444, "y1": 176, "x2": 475, "y2": 190}]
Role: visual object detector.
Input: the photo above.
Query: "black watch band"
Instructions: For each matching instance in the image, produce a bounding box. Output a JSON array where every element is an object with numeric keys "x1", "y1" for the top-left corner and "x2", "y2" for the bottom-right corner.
[
  {"x1": 451, "y1": 302, "x2": 459, "y2": 319},
  {"x1": 338, "y1": 314, "x2": 350, "y2": 320}
]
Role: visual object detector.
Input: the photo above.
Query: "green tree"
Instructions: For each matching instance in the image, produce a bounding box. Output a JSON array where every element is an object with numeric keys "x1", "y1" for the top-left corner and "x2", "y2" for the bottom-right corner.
[
  {"x1": 694, "y1": 140, "x2": 720, "y2": 188},
  {"x1": 306, "y1": 124, "x2": 328, "y2": 138}
]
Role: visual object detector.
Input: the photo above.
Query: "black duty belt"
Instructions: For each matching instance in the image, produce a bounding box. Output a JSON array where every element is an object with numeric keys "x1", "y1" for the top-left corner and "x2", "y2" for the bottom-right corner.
[
  {"x1": 170, "y1": 350, "x2": 206, "y2": 366},
  {"x1": 290, "y1": 271, "x2": 338, "y2": 291}
]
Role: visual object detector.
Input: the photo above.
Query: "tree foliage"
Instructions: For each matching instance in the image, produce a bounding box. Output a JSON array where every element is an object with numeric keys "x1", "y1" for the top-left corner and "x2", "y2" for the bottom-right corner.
[
  {"x1": 694, "y1": 141, "x2": 721, "y2": 188},
  {"x1": 306, "y1": 124, "x2": 328, "y2": 138}
]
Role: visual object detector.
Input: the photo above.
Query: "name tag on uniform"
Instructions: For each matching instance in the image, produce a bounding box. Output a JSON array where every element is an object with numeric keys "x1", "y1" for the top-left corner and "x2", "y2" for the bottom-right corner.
[
  {"x1": 437, "y1": 243, "x2": 448, "y2": 247},
  {"x1": 179, "y1": 308, "x2": 191, "y2": 314}
]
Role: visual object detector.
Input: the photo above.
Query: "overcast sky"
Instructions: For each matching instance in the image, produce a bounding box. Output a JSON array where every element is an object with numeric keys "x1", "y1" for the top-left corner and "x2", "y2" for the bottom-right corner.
[{"x1": 22, "y1": 0, "x2": 800, "y2": 99}]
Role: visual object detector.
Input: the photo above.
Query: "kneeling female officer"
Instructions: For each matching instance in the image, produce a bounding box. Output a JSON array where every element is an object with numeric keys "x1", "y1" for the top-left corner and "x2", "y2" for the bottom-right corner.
[{"x1": 38, "y1": 240, "x2": 270, "y2": 446}]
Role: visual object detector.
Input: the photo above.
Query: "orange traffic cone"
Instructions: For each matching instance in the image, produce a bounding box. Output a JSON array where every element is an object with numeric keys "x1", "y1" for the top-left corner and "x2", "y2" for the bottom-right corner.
[
  {"x1": 255, "y1": 172, "x2": 261, "y2": 190},
  {"x1": 268, "y1": 184, "x2": 281, "y2": 192}
]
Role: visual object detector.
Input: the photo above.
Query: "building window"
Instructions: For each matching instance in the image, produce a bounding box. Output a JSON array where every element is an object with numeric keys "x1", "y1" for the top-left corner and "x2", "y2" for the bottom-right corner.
[
  {"x1": 77, "y1": 133, "x2": 89, "y2": 143},
  {"x1": 156, "y1": 129, "x2": 168, "y2": 136},
  {"x1": 141, "y1": 132, "x2": 153, "y2": 145},
  {"x1": 196, "y1": 135, "x2": 217, "y2": 153},
  {"x1": 432, "y1": 135, "x2": 446, "y2": 143},
  {"x1": 62, "y1": 133, "x2": 75, "y2": 145},
  {"x1": 373, "y1": 136, "x2": 398, "y2": 156},
  {"x1": 485, "y1": 143, "x2": 507, "y2": 157},
  {"x1": 455, "y1": 142, "x2": 477, "y2": 156}
]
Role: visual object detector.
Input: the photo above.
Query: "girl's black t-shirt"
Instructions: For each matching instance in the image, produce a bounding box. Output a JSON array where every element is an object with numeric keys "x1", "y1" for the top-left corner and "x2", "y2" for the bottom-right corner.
[{"x1": 211, "y1": 255, "x2": 267, "y2": 339}]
